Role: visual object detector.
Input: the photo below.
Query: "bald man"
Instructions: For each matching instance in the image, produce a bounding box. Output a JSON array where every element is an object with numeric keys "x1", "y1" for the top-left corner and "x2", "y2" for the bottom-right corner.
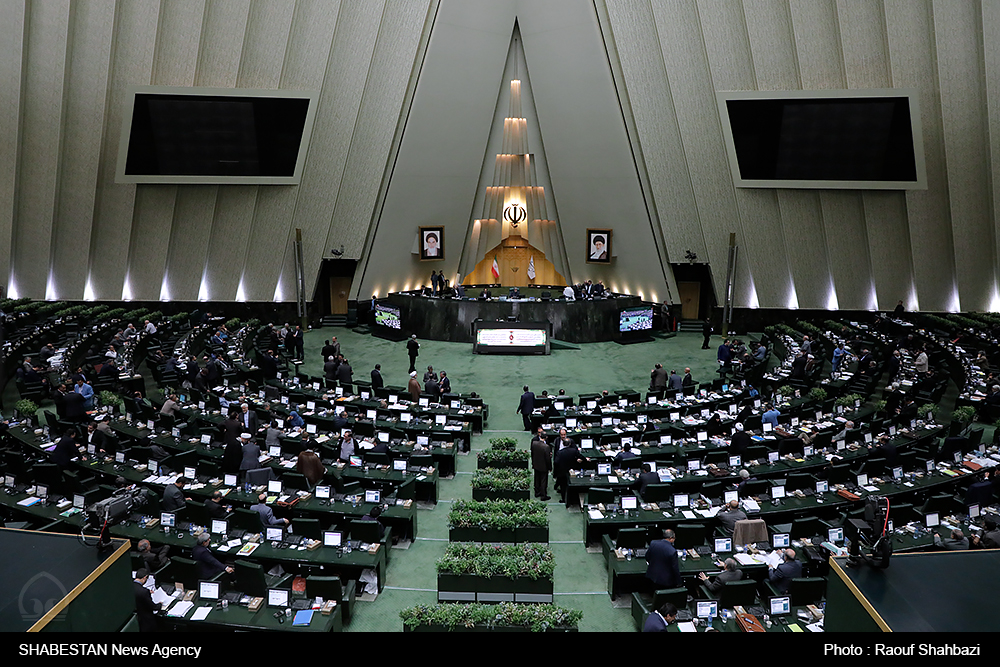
[{"x1": 768, "y1": 548, "x2": 802, "y2": 593}]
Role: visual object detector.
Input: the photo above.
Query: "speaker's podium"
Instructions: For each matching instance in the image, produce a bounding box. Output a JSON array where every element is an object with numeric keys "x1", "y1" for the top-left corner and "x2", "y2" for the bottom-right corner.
[
  {"x1": 0, "y1": 528, "x2": 133, "y2": 631},
  {"x1": 827, "y1": 551, "x2": 1000, "y2": 632}
]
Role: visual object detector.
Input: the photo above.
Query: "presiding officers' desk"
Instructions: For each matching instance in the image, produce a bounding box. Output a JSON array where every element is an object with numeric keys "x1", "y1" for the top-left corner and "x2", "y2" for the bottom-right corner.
[
  {"x1": 159, "y1": 594, "x2": 342, "y2": 632},
  {"x1": 384, "y1": 289, "x2": 644, "y2": 343}
]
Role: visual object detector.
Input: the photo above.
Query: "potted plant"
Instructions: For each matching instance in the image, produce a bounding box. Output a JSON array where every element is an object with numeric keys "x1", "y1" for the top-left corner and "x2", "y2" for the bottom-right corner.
[
  {"x1": 400, "y1": 602, "x2": 581, "y2": 632},
  {"x1": 917, "y1": 403, "x2": 936, "y2": 422},
  {"x1": 436, "y1": 543, "x2": 555, "y2": 602},
  {"x1": 14, "y1": 399, "x2": 38, "y2": 425},
  {"x1": 808, "y1": 387, "x2": 828, "y2": 402},
  {"x1": 951, "y1": 405, "x2": 977, "y2": 428},
  {"x1": 99, "y1": 391, "x2": 124, "y2": 415},
  {"x1": 448, "y1": 499, "x2": 548, "y2": 543},
  {"x1": 471, "y1": 468, "x2": 532, "y2": 501}
]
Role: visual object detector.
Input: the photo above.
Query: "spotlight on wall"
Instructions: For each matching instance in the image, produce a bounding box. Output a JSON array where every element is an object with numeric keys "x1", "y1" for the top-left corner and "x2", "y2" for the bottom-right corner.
[
  {"x1": 685, "y1": 250, "x2": 698, "y2": 264},
  {"x1": 330, "y1": 245, "x2": 344, "y2": 257}
]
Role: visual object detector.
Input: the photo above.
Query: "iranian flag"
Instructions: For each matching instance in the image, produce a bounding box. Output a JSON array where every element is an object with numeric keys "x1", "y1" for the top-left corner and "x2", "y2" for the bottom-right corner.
[
  {"x1": 527, "y1": 255, "x2": 536, "y2": 280},
  {"x1": 491, "y1": 255, "x2": 500, "y2": 281}
]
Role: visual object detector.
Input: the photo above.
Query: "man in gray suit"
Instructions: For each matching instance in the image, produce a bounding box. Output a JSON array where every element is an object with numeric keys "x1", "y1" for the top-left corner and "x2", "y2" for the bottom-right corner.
[
  {"x1": 251, "y1": 492, "x2": 289, "y2": 527},
  {"x1": 239, "y1": 433, "x2": 260, "y2": 473},
  {"x1": 162, "y1": 477, "x2": 189, "y2": 512},
  {"x1": 716, "y1": 499, "x2": 748, "y2": 536}
]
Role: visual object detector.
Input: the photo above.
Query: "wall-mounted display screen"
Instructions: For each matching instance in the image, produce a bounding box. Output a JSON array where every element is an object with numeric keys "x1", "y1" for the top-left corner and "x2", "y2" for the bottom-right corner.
[
  {"x1": 717, "y1": 89, "x2": 926, "y2": 190},
  {"x1": 619, "y1": 306, "x2": 653, "y2": 333},
  {"x1": 116, "y1": 86, "x2": 318, "y2": 184},
  {"x1": 375, "y1": 303, "x2": 401, "y2": 330}
]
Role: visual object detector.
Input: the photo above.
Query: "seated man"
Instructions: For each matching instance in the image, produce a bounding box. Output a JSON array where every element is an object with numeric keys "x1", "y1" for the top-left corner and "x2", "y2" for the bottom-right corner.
[
  {"x1": 933, "y1": 529, "x2": 969, "y2": 551},
  {"x1": 698, "y1": 558, "x2": 743, "y2": 593},
  {"x1": 193, "y1": 532, "x2": 234, "y2": 579},
  {"x1": 161, "y1": 477, "x2": 189, "y2": 512},
  {"x1": 716, "y1": 499, "x2": 748, "y2": 536},
  {"x1": 136, "y1": 538, "x2": 170, "y2": 571},
  {"x1": 251, "y1": 492, "x2": 289, "y2": 528},
  {"x1": 361, "y1": 505, "x2": 386, "y2": 540},
  {"x1": 634, "y1": 463, "x2": 659, "y2": 498},
  {"x1": 204, "y1": 491, "x2": 230, "y2": 519},
  {"x1": 973, "y1": 519, "x2": 1000, "y2": 549},
  {"x1": 768, "y1": 548, "x2": 802, "y2": 593},
  {"x1": 642, "y1": 602, "x2": 677, "y2": 632}
]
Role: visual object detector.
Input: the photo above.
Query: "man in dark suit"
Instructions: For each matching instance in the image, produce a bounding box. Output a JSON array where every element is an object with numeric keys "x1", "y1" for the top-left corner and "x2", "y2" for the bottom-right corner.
[
  {"x1": 530, "y1": 428, "x2": 552, "y2": 501},
  {"x1": 133, "y1": 569, "x2": 159, "y2": 632},
  {"x1": 645, "y1": 528, "x2": 680, "y2": 589},
  {"x1": 649, "y1": 364, "x2": 667, "y2": 391},
  {"x1": 553, "y1": 441, "x2": 586, "y2": 504},
  {"x1": 204, "y1": 491, "x2": 229, "y2": 519},
  {"x1": 238, "y1": 403, "x2": 258, "y2": 434},
  {"x1": 137, "y1": 539, "x2": 170, "y2": 571},
  {"x1": 193, "y1": 532, "x2": 233, "y2": 579},
  {"x1": 424, "y1": 375, "x2": 440, "y2": 396},
  {"x1": 682, "y1": 368, "x2": 695, "y2": 387},
  {"x1": 642, "y1": 602, "x2": 677, "y2": 632},
  {"x1": 407, "y1": 335, "x2": 419, "y2": 373},
  {"x1": 516, "y1": 385, "x2": 535, "y2": 432},
  {"x1": 336, "y1": 359, "x2": 354, "y2": 388},
  {"x1": 698, "y1": 558, "x2": 743, "y2": 593},
  {"x1": 324, "y1": 356, "x2": 339, "y2": 381},
  {"x1": 768, "y1": 549, "x2": 802, "y2": 593},
  {"x1": 259, "y1": 349, "x2": 278, "y2": 379},
  {"x1": 370, "y1": 364, "x2": 384, "y2": 390},
  {"x1": 634, "y1": 463, "x2": 659, "y2": 499},
  {"x1": 52, "y1": 430, "x2": 83, "y2": 468},
  {"x1": 702, "y1": 319, "x2": 713, "y2": 349},
  {"x1": 321, "y1": 340, "x2": 337, "y2": 361}
]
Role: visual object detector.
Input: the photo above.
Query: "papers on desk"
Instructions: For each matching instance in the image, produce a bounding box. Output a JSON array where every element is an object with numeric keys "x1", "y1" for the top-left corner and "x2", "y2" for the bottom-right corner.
[
  {"x1": 763, "y1": 551, "x2": 784, "y2": 568},
  {"x1": 17, "y1": 497, "x2": 41, "y2": 507},
  {"x1": 237, "y1": 543, "x2": 259, "y2": 556},
  {"x1": 677, "y1": 621, "x2": 697, "y2": 632},
  {"x1": 166, "y1": 600, "x2": 194, "y2": 618},
  {"x1": 292, "y1": 610, "x2": 313, "y2": 626},
  {"x1": 742, "y1": 498, "x2": 761, "y2": 513},
  {"x1": 588, "y1": 509, "x2": 605, "y2": 520},
  {"x1": 862, "y1": 485, "x2": 880, "y2": 493},
  {"x1": 190, "y1": 607, "x2": 212, "y2": 622},
  {"x1": 734, "y1": 553, "x2": 763, "y2": 566},
  {"x1": 607, "y1": 476, "x2": 618, "y2": 484},
  {"x1": 151, "y1": 587, "x2": 174, "y2": 607},
  {"x1": 806, "y1": 621, "x2": 824, "y2": 632},
  {"x1": 697, "y1": 506, "x2": 721, "y2": 518},
  {"x1": 681, "y1": 510, "x2": 697, "y2": 520}
]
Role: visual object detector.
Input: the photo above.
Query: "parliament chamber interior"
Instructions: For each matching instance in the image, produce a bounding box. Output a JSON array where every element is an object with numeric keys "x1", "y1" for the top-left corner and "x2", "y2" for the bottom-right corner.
[{"x1": 1, "y1": 0, "x2": 998, "y2": 640}]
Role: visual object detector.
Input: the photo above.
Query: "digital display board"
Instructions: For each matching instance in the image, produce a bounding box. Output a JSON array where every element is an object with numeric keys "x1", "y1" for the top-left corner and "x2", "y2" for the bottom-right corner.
[
  {"x1": 473, "y1": 322, "x2": 551, "y2": 355},
  {"x1": 619, "y1": 306, "x2": 653, "y2": 332},
  {"x1": 374, "y1": 303, "x2": 401, "y2": 330}
]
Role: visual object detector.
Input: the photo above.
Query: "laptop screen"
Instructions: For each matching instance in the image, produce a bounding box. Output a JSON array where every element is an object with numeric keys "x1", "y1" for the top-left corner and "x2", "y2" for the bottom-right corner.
[
  {"x1": 621, "y1": 496, "x2": 637, "y2": 510},
  {"x1": 714, "y1": 538, "x2": 732, "y2": 553},
  {"x1": 267, "y1": 480, "x2": 282, "y2": 494},
  {"x1": 199, "y1": 581, "x2": 220, "y2": 600},
  {"x1": 323, "y1": 531, "x2": 343, "y2": 547},
  {"x1": 673, "y1": 494, "x2": 689, "y2": 508},
  {"x1": 267, "y1": 589, "x2": 289, "y2": 608},
  {"x1": 597, "y1": 463, "x2": 611, "y2": 476},
  {"x1": 315, "y1": 485, "x2": 330, "y2": 499},
  {"x1": 160, "y1": 512, "x2": 175, "y2": 527},
  {"x1": 365, "y1": 489, "x2": 381, "y2": 504},
  {"x1": 696, "y1": 600, "x2": 718, "y2": 619},
  {"x1": 393, "y1": 459, "x2": 407, "y2": 471},
  {"x1": 769, "y1": 596, "x2": 791, "y2": 616},
  {"x1": 266, "y1": 527, "x2": 283, "y2": 541},
  {"x1": 211, "y1": 519, "x2": 227, "y2": 536},
  {"x1": 773, "y1": 533, "x2": 790, "y2": 548}
]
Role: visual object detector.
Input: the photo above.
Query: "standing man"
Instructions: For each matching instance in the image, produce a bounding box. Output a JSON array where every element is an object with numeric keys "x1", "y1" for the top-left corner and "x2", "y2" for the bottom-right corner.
[
  {"x1": 530, "y1": 427, "x2": 552, "y2": 501},
  {"x1": 407, "y1": 371, "x2": 421, "y2": 402},
  {"x1": 702, "y1": 318, "x2": 713, "y2": 350},
  {"x1": 650, "y1": 364, "x2": 667, "y2": 391},
  {"x1": 291, "y1": 326, "x2": 305, "y2": 361},
  {"x1": 407, "y1": 335, "x2": 419, "y2": 374},
  {"x1": 682, "y1": 368, "x2": 695, "y2": 387},
  {"x1": 645, "y1": 528, "x2": 681, "y2": 590},
  {"x1": 133, "y1": 569, "x2": 158, "y2": 633},
  {"x1": 370, "y1": 364, "x2": 384, "y2": 390},
  {"x1": 517, "y1": 385, "x2": 535, "y2": 432},
  {"x1": 717, "y1": 338, "x2": 732, "y2": 368}
]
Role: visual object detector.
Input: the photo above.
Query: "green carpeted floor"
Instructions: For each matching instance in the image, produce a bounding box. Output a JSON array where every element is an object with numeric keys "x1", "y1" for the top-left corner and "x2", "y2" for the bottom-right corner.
[{"x1": 300, "y1": 327, "x2": 731, "y2": 632}]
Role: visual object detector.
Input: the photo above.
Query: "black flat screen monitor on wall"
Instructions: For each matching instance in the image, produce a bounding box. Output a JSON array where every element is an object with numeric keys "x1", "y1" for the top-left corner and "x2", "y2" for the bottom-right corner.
[
  {"x1": 717, "y1": 89, "x2": 926, "y2": 190},
  {"x1": 116, "y1": 86, "x2": 318, "y2": 185}
]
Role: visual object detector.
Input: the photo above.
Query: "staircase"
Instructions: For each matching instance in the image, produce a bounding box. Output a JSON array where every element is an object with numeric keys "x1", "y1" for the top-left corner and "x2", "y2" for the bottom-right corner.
[
  {"x1": 678, "y1": 320, "x2": 703, "y2": 333},
  {"x1": 321, "y1": 315, "x2": 347, "y2": 327}
]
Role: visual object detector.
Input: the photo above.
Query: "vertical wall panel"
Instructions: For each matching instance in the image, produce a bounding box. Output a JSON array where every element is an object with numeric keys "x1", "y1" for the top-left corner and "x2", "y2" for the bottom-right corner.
[
  {"x1": 49, "y1": 0, "x2": 115, "y2": 301},
  {"x1": 276, "y1": 0, "x2": 343, "y2": 303},
  {"x1": 604, "y1": 0, "x2": 707, "y2": 266},
  {"x1": 933, "y1": 0, "x2": 994, "y2": 312},
  {"x1": 788, "y1": 0, "x2": 845, "y2": 89},
  {"x1": 163, "y1": 187, "x2": 217, "y2": 300},
  {"x1": 701, "y1": 0, "x2": 793, "y2": 309},
  {"x1": 233, "y1": 0, "x2": 296, "y2": 301},
  {"x1": 194, "y1": 0, "x2": 251, "y2": 301},
  {"x1": 839, "y1": 0, "x2": 912, "y2": 311},
  {"x1": 321, "y1": 0, "x2": 429, "y2": 299},
  {"x1": 88, "y1": 0, "x2": 161, "y2": 301},
  {"x1": 125, "y1": 0, "x2": 204, "y2": 301},
  {"x1": 885, "y1": 0, "x2": 955, "y2": 311},
  {"x1": 985, "y1": 0, "x2": 1000, "y2": 307},
  {"x1": 203, "y1": 186, "x2": 257, "y2": 301},
  {"x1": 650, "y1": 0, "x2": 754, "y2": 306},
  {"x1": 12, "y1": 0, "x2": 71, "y2": 299},
  {"x1": 0, "y1": 1, "x2": 26, "y2": 292},
  {"x1": 745, "y1": 0, "x2": 833, "y2": 308}
]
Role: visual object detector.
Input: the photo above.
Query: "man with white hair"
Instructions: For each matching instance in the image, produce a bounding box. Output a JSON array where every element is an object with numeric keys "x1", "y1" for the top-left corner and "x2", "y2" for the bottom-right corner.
[
  {"x1": 239, "y1": 402, "x2": 258, "y2": 433},
  {"x1": 698, "y1": 558, "x2": 743, "y2": 593},
  {"x1": 238, "y1": 433, "x2": 260, "y2": 473}
]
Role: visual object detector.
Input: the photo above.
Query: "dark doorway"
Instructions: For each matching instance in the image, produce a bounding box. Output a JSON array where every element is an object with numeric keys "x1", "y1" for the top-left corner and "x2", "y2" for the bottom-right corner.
[
  {"x1": 670, "y1": 263, "x2": 716, "y2": 321},
  {"x1": 313, "y1": 259, "x2": 358, "y2": 316}
]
